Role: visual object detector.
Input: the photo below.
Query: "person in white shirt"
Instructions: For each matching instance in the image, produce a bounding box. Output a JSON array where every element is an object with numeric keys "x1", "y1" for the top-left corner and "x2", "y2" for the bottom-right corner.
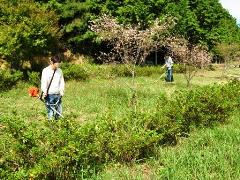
[
  {"x1": 41, "y1": 55, "x2": 65, "y2": 119},
  {"x1": 162, "y1": 55, "x2": 174, "y2": 82}
]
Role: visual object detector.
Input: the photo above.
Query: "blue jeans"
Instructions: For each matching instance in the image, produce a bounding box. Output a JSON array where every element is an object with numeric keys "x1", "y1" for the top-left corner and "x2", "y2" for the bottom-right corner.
[
  {"x1": 45, "y1": 94, "x2": 62, "y2": 120},
  {"x1": 165, "y1": 68, "x2": 174, "y2": 82}
]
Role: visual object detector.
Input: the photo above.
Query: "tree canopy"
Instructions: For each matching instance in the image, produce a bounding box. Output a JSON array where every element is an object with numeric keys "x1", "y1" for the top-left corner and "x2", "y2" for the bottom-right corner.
[
  {"x1": 44, "y1": 0, "x2": 239, "y2": 51},
  {"x1": 0, "y1": 0, "x2": 61, "y2": 68},
  {"x1": 0, "y1": 0, "x2": 240, "y2": 67}
]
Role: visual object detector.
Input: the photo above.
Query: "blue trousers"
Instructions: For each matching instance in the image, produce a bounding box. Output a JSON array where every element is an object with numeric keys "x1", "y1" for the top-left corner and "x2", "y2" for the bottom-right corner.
[
  {"x1": 45, "y1": 94, "x2": 62, "y2": 120},
  {"x1": 165, "y1": 68, "x2": 174, "y2": 82}
]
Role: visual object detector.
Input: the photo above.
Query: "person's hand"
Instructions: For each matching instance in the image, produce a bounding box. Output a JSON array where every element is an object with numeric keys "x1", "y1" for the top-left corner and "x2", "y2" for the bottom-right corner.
[
  {"x1": 43, "y1": 93, "x2": 47, "y2": 97},
  {"x1": 43, "y1": 93, "x2": 48, "y2": 100},
  {"x1": 39, "y1": 92, "x2": 46, "y2": 101},
  {"x1": 60, "y1": 91, "x2": 64, "y2": 97}
]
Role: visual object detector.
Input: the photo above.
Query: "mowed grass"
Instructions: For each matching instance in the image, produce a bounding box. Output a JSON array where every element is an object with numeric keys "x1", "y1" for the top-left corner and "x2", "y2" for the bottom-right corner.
[
  {"x1": 0, "y1": 66, "x2": 239, "y2": 179},
  {"x1": 0, "y1": 78, "x2": 217, "y2": 120},
  {"x1": 0, "y1": 68, "x2": 232, "y2": 120}
]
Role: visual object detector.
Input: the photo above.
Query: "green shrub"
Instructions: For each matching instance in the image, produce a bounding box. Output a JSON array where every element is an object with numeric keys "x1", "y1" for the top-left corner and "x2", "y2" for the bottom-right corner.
[
  {"x1": 27, "y1": 71, "x2": 40, "y2": 87},
  {"x1": 173, "y1": 63, "x2": 186, "y2": 73},
  {"x1": 135, "y1": 66, "x2": 164, "y2": 76},
  {"x1": 61, "y1": 63, "x2": 90, "y2": 81},
  {"x1": 207, "y1": 64, "x2": 216, "y2": 71},
  {"x1": 108, "y1": 64, "x2": 186, "y2": 77},
  {"x1": 58, "y1": 63, "x2": 187, "y2": 80},
  {"x1": 220, "y1": 79, "x2": 240, "y2": 109},
  {"x1": 85, "y1": 64, "x2": 111, "y2": 79},
  {"x1": 1, "y1": 81, "x2": 239, "y2": 179},
  {"x1": 162, "y1": 81, "x2": 239, "y2": 134},
  {"x1": 0, "y1": 69, "x2": 23, "y2": 91},
  {"x1": 110, "y1": 65, "x2": 132, "y2": 77}
]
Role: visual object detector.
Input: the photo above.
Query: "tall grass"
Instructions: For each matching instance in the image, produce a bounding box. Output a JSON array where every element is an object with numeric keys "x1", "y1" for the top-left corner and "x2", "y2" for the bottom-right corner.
[
  {"x1": 0, "y1": 67, "x2": 239, "y2": 179},
  {"x1": 97, "y1": 112, "x2": 240, "y2": 180}
]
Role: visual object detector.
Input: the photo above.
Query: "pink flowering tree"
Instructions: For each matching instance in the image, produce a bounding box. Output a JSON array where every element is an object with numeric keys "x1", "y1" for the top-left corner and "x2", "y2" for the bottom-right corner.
[
  {"x1": 166, "y1": 37, "x2": 212, "y2": 86},
  {"x1": 90, "y1": 15, "x2": 174, "y2": 109}
]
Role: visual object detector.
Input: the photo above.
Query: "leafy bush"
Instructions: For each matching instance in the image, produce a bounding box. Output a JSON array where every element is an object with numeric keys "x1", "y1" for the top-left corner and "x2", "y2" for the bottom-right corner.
[
  {"x1": 162, "y1": 81, "x2": 240, "y2": 134},
  {"x1": 61, "y1": 63, "x2": 90, "y2": 81},
  {"x1": 107, "y1": 64, "x2": 182, "y2": 77},
  {"x1": 220, "y1": 79, "x2": 240, "y2": 109},
  {"x1": 27, "y1": 71, "x2": 40, "y2": 87},
  {"x1": 110, "y1": 65, "x2": 132, "y2": 77},
  {"x1": 0, "y1": 69, "x2": 23, "y2": 91},
  {"x1": 1, "y1": 81, "x2": 239, "y2": 179},
  {"x1": 173, "y1": 63, "x2": 186, "y2": 73},
  {"x1": 207, "y1": 64, "x2": 216, "y2": 71},
  {"x1": 0, "y1": 0, "x2": 60, "y2": 69},
  {"x1": 135, "y1": 66, "x2": 164, "y2": 76},
  {"x1": 56, "y1": 63, "x2": 189, "y2": 80}
]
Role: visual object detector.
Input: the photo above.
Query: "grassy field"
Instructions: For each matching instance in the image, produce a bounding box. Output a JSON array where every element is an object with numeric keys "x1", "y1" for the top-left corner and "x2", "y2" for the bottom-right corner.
[
  {"x1": 0, "y1": 65, "x2": 239, "y2": 179},
  {"x1": 96, "y1": 111, "x2": 240, "y2": 180},
  {"x1": 1, "y1": 67, "x2": 236, "y2": 120}
]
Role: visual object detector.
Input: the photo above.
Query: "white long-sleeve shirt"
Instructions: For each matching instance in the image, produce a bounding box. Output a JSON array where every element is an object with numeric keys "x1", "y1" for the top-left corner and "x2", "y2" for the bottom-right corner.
[
  {"x1": 164, "y1": 56, "x2": 173, "y2": 69},
  {"x1": 41, "y1": 66, "x2": 65, "y2": 96}
]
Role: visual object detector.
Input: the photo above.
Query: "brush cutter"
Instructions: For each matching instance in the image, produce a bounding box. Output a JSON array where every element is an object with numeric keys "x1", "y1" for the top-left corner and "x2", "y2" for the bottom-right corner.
[
  {"x1": 45, "y1": 97, "x2": 64, "y2": 118},
  {"x1": 28, "y1": 87, "x2": 64, "y2": 118}
]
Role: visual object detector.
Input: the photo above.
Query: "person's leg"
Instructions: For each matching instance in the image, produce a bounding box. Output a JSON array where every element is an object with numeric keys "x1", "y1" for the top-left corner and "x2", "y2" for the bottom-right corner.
[
  {"x1": 166, "y1": 69, "x2": 171, "y2": 82},
  {"x1": 46, "y1": 94, "x2": 63, "y2": 120},
  {"x1": 165, "y1": 69, "x2": 167, "y2": 81},
  {"x1": 45, "y1": 95, "x2": 54, "y2": 119},
  {"x1": 169, "y1": 68, "x2": 173, "y2": 82},
  {"x1": 54, "y1": 95, "x2": 62, "y2": 120}
]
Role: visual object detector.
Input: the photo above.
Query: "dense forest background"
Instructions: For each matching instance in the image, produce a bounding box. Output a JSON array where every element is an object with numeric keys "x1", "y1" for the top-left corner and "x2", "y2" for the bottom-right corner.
[{"x1": 0, "y1": 0, "x2": 240, "y2": 69}]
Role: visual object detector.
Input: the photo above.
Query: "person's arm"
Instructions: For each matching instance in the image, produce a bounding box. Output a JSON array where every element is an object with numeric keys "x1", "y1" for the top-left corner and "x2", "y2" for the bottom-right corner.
[
  {"x1": 59, "y1": 71, "x2": 65, "y2": 96},
  {"x1": 162, "y1": 57, "x2": 168, "y2": 69},
  {"x1": 170, "y1": 57, "x2": 173, "y2": 65},
  {"x1": 41, "y1": 69, "x2": 48, "y2": 97}
]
